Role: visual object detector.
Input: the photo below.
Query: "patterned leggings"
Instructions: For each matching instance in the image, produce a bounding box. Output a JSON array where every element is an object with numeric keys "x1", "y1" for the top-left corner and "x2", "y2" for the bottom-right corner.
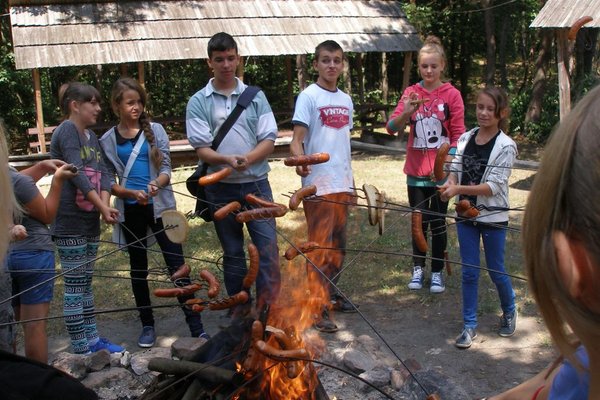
[{"x1": 55, "y1": 236, "x2": 100, "y2": 354}]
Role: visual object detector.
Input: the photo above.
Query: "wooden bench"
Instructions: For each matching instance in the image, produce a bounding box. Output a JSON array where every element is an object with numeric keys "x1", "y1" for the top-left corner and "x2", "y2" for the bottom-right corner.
[{"x1": 28, "y1": 126, "x2": 56, "y2": 154}]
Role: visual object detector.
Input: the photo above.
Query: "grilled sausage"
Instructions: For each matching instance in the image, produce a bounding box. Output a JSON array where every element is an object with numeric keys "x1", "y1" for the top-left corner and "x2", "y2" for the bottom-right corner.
[
  {"x1": 455, "y1": 199, "x2": 479, "y2": 218},
  {"x1": 213, "y1": 201, "x2": 241, "y2": 221},
  {"x1": 199, "y1": 168, "x2": 232, "y2": 186},
  {"x1": 411, "y1": 210, "x2": 428, "y2": 252},
  {"x1": 288, "y1": 185, "x2": 317, "y2": 210},
  {"x1": 170, "y1": 264, "x2": 191, "y2": 281},
  {"x1": 254, "y1": 340, "x2": 309, "y2": 361},
  {"x1": 242, "y1": 243, "x2": 259, "y2": 289},
  {"x1": 245, "y1": 193, "x2": 280, "y2": 208},
  {"x1": 153, "y1": 283, "x2": 201, "y2": 298},
  {"x1": 199, "y1": 269, "x2": 220, "y2": 298},
  {"x1": 207, "y1": 290, "x2": 249, "y2": 311},
  {"x1": 235, "y1": 206, "x2": 287, "y2": 223},
  {"x1": 568, "y1": 16, "x2": 593, "y2": 40},
  {"x1": 283, "y1": 153, "x2": 330, "y2": 167},
  {"x1": 433, "y1": 143, "x2": 450, "y2": 181}
]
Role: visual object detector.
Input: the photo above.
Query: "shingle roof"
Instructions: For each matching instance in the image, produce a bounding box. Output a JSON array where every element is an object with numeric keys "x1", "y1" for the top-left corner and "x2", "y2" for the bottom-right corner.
[
  {"x1": 530, "y1": 0, "x2": 600, "y2": 28},
  {"x1": 10, "y1": 0, "x2": 422, "y2": 69}
]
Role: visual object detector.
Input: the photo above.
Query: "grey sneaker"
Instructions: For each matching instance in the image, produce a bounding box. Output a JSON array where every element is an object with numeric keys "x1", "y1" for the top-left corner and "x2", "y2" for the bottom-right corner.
[
  {"x1": 138, "y1": 326, "x2": 156, "y2": 348},
  {"x1": 408, "y1": 266, "x2": 424, "y2": 290},
  {"x1": 498, "y1": 309, "x2": 517, "y2": 337},
  {"x1": 430, "y1": 272, "x2": 445, "y2": 294},
  {"x1": 455, "y1": 328, "x2": 477, "y2": 349}
]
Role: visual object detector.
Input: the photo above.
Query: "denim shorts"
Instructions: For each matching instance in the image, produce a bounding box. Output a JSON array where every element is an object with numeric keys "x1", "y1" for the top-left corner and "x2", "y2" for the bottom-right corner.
[{"x1": 7, "y1": 250, "x2": 55, "y2": 306}]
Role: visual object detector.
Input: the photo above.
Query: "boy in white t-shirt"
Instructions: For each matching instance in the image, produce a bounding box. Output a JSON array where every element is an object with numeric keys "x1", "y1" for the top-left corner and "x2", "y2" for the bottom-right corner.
[{"x1": 290, "y1": 40, "x2": 355, "y2": 333}]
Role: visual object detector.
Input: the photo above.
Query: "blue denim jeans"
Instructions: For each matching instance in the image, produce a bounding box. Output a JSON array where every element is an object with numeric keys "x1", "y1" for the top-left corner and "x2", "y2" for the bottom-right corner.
[
  {"x1": 457, "y1": 222, "x2": 515, "y2": 330},
  {"x1": 205, "y1": 178, "x2": 281, "y2": 308}
]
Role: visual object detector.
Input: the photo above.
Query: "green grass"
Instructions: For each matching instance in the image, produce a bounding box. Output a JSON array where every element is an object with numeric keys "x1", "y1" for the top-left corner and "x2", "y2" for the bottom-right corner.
[{"x1": 40, "y1": 153, "x2": 535, "y2": 339}]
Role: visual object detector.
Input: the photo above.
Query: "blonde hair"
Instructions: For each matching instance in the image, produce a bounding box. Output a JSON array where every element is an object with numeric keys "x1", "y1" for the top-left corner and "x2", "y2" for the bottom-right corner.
[
  {"x1": 522, "y1": 84, "x2": 600, "y2": 358},
  {"x1": 418, "y1": 35, "x2": 447, "y2": 73},
  {"x1": 0, "y1": 121, "x2": 15, "y2": 260},
  {"x1": 111, "y1": 78, "x2": 163, "y2": 169}
]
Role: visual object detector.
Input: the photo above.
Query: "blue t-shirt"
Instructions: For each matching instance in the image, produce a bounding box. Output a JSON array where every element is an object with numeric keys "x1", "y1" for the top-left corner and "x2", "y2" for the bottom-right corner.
[
  {"x1": 549, "y1": 346, "x2": 589, "y2": 400},
  {"x1": 115, "y1": 129, "x2": 152, "y2": 205}
]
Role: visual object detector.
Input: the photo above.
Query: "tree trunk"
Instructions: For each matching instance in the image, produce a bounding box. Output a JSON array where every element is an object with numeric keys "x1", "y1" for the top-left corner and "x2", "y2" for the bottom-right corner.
[
  {"x1": 574, "y1": 29, "x2": 598, "y2": 88},
  {"x1": 296, "y1": 54, "x2": 308, "y2": 91},
  {"x1": 525, "y1": 29, "x2": 553, "y2": 127},
  {"x1": 343, "y1": 56, "x2": 351, "y2": 95},
  {"x1": 356, "y1": 53, "x2": 364, "y2": 103},
  {"x1": 482, "y1": 0, "x2": 496, "y2": 86},
  {"x1": 497, "y1": 10, "x2": 509, "y2": 88},
  {"x1": 381, "y1": 52, "x2": 389, "y2": 103}
]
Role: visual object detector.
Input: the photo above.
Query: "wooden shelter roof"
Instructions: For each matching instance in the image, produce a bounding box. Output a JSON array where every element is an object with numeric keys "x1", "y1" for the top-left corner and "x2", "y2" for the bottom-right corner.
[
  {"x1": 9, "y1": 0, "x2": 421, "y2": 70},
  {"x1": 530, "y1": 0, "x2": 600, "y2": 28}
]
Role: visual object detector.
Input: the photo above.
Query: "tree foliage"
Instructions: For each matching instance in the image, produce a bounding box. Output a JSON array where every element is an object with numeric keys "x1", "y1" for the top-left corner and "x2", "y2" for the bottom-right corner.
[{"x1": 1, "y1": 0, "x2": 599, "y2": 153}]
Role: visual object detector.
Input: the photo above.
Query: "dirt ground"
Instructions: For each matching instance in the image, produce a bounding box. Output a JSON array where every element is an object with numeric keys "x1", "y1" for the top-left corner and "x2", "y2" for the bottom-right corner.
[
  {"x1": 37, "y1": 149, "x2": 554, "y2": 399},
  {"x1": 44, "y1": 288, "x2": 555, "y2": 399}
]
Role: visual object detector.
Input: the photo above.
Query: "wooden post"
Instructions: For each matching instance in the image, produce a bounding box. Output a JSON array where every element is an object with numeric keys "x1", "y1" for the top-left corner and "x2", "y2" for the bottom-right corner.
[
  {"x1": 285, "y1": 56, "x2": 294, "y2": 109},
  {"x1": 236, "y1": 56, "x2": 244, "y2": 82},
  {"x1": 381, "y1": 52, "x2": 389, "y2": 103},
  {"x1": 356, "y1": 53, "x2": 364, "y2": 103},
  {"x1": 137, "y1": 62, "x2": 145, "y2": 88},
  {"x1": 296, "y1": 54, "x2": 307, "y2": 91},
  {"x1": 32, "y1": 68, "x2": 45, "y2": 153},
  {"x1": 401, "y1": 51, "x2": 413, "y2": 93},
  {"x1": 556, "y1": 29, "x2": 571, "y2": 120},
  {"x1": 343, "y1": 56, "x2": 351, "y2": 95}
]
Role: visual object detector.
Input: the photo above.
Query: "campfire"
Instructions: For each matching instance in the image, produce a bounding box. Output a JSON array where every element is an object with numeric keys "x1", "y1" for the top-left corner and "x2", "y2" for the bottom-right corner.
[{"x1": 142, "y1": 243, "x2": 332, "y2": 400}]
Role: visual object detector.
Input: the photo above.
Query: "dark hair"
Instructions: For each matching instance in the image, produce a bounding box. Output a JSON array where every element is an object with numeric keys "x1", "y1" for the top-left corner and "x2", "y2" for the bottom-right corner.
[
  {"x1": 478, "y1": 86, "x2": 510, "y2": 132},
  {"x1": 111, "y1": 77, "x2": 163, "y2": 169},
  {"x1": 314, "y1": 40, "x2": 344, "y2": 61},
  {"x1": 207, "y1": 32, "x2": 238, "y2": 59},
  {"x1": 58, "y1": 82, "x2": 101, "y2": 118}
]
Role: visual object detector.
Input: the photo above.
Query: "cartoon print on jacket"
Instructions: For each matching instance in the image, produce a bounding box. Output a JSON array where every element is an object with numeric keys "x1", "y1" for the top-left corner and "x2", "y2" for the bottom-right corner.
[{"x1": 412, "y1": 98, "x2": 450, "y2": 149}]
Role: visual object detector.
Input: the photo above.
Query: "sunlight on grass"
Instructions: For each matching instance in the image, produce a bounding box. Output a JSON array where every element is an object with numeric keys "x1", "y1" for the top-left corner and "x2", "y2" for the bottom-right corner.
[{"x1": 40, "y1": 152, "x2": 538, "y2": 342}]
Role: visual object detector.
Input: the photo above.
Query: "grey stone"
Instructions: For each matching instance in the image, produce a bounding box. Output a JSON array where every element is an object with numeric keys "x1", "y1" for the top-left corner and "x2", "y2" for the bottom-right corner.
[
  {"x1": 130, "y1": 347, "x2": 171, "y2": 375},
  {"x1": 88, "y1": 349, "x2": 110, "y2": 372},
  {"x1": 343, "y1": 349, "x2": 375, "y2": 373},
  {"x1": 358, "y1": 367, "x2": 390, "y2": 392},
  {"x1": 170, "y1": 336, "x2": 207, "y2": 360},
  {"x1": 51, "y1": 351, "x2": 90, "y2": 380}
]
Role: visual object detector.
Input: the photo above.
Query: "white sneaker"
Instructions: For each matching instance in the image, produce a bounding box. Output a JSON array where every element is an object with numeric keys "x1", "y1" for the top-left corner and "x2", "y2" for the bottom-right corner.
[
  {"x1": 407, "y1": 266, "x2": 424, "y2": 290},
  {"x1": 430, "y1": 272, "x2": 445, "y2": 294}
]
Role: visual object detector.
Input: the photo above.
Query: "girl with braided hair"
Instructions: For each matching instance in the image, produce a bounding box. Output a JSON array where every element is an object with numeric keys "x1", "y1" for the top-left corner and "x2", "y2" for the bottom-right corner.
[{"x1": 100, "y1": 78, "x2": 206, "y2": 348}]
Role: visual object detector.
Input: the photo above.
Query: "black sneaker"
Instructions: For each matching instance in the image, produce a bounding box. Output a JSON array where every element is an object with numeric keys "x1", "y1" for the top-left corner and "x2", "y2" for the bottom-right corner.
[
  {"x1": 455, "y1": 328, "x2": 477, "y2": 349},
  {"x1": 313, "y1": 308, "x2": 338, "y2": 333},
  {"x1": 332, "y1": 295, "x2": 358, "y2": 313},
  {"x1": 498, "y1": 309, "x2": 517, "y2": 337}
]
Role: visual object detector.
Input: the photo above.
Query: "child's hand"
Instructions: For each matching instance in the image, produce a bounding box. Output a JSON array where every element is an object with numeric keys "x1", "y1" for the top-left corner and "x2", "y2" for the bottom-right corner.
[
  {"x1": 135, "y1": 189, "x2": 150, "y2": 204},
  {"x1": 147, "y1": 180, "x2": 160, "y2": 197},
  {"x1": 53, "y1": 163, "x2": 78, "y2": 181},
  {"x1": 100, "y1": 206, "x2": 120, "y2": 224},
  {"x1": 40, "y1": 159, "x2": 66, "y2": 174},
  {"x1": 295, "y1": 165, "x2": 311, "y2": 177},
  {"x1": 438, "y1": 183, "x2": 459, "y2": 202},
  {"x1": 9, "y1": 224, "x2": 28, "y2": 242}
]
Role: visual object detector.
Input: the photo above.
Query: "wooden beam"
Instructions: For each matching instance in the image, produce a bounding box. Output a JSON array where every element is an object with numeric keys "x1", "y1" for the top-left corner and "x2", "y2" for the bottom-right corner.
[
  {"x1": 236, "y1": 56, "x2": 244, "y2": 82},
  {"x1": 556, "y1": 29, "x2": 571, "y2": 120},
  {"x1": 32, "y1": 68, "x2": 45, "y2": 154},
  {"x1": 137, "y1": 62, "x2": 145, "y2": 88},
  {"x1": 285, "y1": 56, "x2": 294, "y2": 109}
]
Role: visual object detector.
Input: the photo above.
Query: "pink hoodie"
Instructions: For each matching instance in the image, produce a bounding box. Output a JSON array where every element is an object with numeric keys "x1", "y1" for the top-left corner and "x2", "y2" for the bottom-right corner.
[{"x1": 387, "y1": 82, "x2": 465, "y2": 179}]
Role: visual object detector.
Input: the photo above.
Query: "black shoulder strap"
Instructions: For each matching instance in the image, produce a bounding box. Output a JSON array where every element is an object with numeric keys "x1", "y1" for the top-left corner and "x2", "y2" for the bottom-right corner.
[{"x1": 211, "y1": 85, "x2": 261, "y2": 151}]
